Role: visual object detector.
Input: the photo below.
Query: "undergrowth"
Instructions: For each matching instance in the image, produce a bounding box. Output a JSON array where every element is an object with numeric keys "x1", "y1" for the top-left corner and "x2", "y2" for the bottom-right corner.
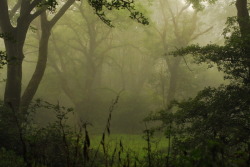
[{"x1": 0, "y1": 96, "x2": 168, "y2": 167}]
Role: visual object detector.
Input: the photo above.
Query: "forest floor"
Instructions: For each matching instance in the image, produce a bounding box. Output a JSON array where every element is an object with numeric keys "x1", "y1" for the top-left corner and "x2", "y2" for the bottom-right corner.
[{"x1": 90, "y1": 134, "x2": 168, "y2": 158}]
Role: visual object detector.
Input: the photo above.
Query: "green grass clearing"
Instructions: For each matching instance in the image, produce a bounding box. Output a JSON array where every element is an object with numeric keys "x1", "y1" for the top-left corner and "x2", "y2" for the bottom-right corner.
[{"x1": 89, "y1": 134, "x2": 169, "y2": 159}]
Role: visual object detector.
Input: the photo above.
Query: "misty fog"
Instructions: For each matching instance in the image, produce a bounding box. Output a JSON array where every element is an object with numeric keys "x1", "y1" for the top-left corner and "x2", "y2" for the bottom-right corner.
[
  {"x1": 0, "y1": 0, "x2": 249, "y2": 167},
  {"x1": 1, "y1": 0, "x2": 232, "y2": 132}
]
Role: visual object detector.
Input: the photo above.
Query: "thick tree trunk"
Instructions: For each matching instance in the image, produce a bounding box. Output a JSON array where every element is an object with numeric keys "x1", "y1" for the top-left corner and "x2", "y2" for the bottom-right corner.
[
  {"x1": 236, "y1": 0, "x2": 250, "y2": 37},
  {"x1": 235, "y1": 0, "x2": 250, "y2": 83},
  {"x1": 166, "y1": 57, "x2": 182, "y2": 105},
  {"x1": 4, "y1": 23, "x2": 29, "y2": 111},
  {"x1": 4, "y1": 39, "x2": 23, "y2": 111},
  {"x1": 85, "y1": 57, "x2": 96, "y2": 98}
]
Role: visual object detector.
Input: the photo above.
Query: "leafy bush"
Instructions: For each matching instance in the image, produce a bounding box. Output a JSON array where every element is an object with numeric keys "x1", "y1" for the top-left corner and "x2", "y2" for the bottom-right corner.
[
  {"x1": 150, "y1": 84, "x2": 249, "y2": 167},
  {"x1": 0, "y1": 148, "x2": 26, "y2": 167}
]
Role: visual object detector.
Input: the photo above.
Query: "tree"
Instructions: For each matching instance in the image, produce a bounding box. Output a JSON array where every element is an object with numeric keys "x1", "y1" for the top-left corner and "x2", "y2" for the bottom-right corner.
[
  {"x1": 21, "y1": 0, "x2": 76, "y2": 113},
  {"x1": 180, "y1": 0, "x2": 250, "y2": 84},
  {"x1": 156, "y1": 0, "x2": 213, "y2": 106},
  {"x1": 0, "y1": 0, "x2": 148, "y2": 112},
  {"x1": 144, "y1": 0, "x2": 214, "y2": 108},
  {"x1": 0, "y1": 0, "x2": 75, "y2": 112},
  {"x1": 48, "y1": 2, "x2": 119, "y2": 120},
  {"x1": 148, "y1": 0, "x2": 250, "y2": 166},
  {"x1": 46, "y1": 2, "x2": 153, "y2": 126}
]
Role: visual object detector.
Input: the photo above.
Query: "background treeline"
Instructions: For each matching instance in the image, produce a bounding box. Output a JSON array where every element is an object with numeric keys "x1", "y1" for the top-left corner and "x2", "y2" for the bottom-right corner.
[{"x1": 1, "y1": 0, "x2": 228, "y2": 132}]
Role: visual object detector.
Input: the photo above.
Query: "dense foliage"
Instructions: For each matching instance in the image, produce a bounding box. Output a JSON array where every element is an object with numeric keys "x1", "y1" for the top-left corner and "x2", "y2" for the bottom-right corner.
[
  {"x1": 0, "y1": 51, "x2": 7, "y2": 69},
  {"x1": 150, "y1": 84, "x2": 250, "y2": 166},
  {"x1": 147, "y1": 2, "x2": 250, "y2": 167},
  {"x1": 173, "y1": 15, "x2": 250, "y2": 84}
]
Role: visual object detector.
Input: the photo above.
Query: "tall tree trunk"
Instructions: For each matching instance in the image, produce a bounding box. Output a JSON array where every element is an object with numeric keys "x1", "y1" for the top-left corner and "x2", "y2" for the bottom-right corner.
[
  {"x1": 166, "y1": 57, "x2": 182, "y2": 105},
  {"x1": 21, "y1": 13, "x2": 51, "y2": 112},
  {"x1": 4, "y1": 38, "x2": 23, "y2": 111},
  {"x1": 235, "y1": 0, "x2": 250, "y2": 83},
  {"x1": 4, "y1": 22, "x2": 30, "y2": 111},
  {"x1": 236, "y1": 0, "x2": 250, "y2": 37}
]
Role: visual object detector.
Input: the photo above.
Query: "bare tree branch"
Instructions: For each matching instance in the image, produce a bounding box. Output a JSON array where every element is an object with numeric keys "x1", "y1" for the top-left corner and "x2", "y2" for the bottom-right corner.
[
  {"x1": 9, "y1": 0, "x2": 22, "y2": 19},
  {"x1": 50, "y1": 0, "x2": 76, "y2": 27},
  {"x1": 191, "y1": 26, "x2": 213, "y2": 41}
]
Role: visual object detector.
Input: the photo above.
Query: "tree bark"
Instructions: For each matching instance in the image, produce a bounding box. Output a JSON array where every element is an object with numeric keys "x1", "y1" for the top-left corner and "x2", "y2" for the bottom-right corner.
[
  {"x1": 166, "y1": 57, "x2": 182, "y2": 105},
  {"x1": 21, "y1": 13, "x2": 51, "y2": 112},
  {"x1": 4, "y1": 35, "x2": 23, "y2": 111},
  {"x1": 235, "y1": 0, "x2": 250, "y2": 83},
  {"x1": 236, "y1": 0, "x2": 250, "y2": 37},
  {"x1": 4, "y1": 20, "x2": 30, "y2": 111}
]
